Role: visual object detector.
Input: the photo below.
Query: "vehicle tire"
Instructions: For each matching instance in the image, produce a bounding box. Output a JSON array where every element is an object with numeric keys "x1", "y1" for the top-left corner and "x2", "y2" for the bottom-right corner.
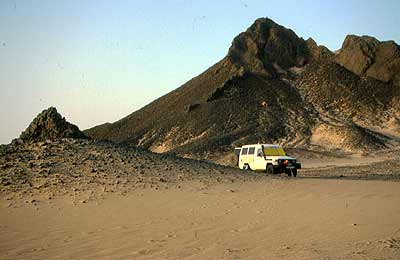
[
  {"x1": 293, "y1": 169, "x2": 298, "y2": 177},
  {"x1": 243, "y1": 164, "x2": 250, "y2": 171},
  {"x1": 266, "y1": 164, "x2": 274, "y2": 175},
  {"x1": 286, "y1": 169, "x2": 292, "y2": 177}
]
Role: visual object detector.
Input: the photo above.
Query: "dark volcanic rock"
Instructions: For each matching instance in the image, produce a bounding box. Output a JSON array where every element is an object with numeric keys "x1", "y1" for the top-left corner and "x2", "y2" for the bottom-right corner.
[
  {"x1": 20, "y1": 107, "x2": 87, "y2": 142},
  {"x1": 227, "y1": 17, "x2": 309, "y2": 77},
  {"x1": 295, "y1": 60, "x2": 394, "y2": 122}
]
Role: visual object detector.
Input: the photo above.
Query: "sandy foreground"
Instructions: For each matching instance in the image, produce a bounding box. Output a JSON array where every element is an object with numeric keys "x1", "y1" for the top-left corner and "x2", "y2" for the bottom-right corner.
[{"x1": 1, "y1": 178, "x2": 400, "y2": 260}]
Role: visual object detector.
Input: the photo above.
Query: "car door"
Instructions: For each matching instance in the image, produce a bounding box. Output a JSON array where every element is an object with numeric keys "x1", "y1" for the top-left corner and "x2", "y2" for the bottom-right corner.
[
  {"x1": 253, "y1": 148, "x2": 265, "y2": 170},
  {"x1": 239, "y1": 147, "x2": 248, "y2": 168},
  {"x1": 247, "y1": 146, "x2": 256, "y2": 168}
]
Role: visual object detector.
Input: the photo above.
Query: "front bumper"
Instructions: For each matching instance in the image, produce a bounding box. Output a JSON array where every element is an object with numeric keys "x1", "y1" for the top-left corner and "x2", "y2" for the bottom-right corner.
[{"x1": 274, "y1": 162, "x2": 301, "y2": 172}]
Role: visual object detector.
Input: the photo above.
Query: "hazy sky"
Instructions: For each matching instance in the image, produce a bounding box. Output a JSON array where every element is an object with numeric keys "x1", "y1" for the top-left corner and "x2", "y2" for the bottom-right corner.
[{"x1": 1, "y1": 0, "x2": 399, "y2": 144}]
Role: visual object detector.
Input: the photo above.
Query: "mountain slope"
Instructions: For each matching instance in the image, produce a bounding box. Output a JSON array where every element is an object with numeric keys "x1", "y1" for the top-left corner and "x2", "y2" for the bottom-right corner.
[{"x1": 85, "y1": 18, "x2": 400, "y2": 160}]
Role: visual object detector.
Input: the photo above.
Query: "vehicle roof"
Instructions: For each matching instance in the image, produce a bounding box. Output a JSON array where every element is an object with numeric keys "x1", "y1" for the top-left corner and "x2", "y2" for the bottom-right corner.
[{"x1": 240, "y1": 144, "x2": 282, "y2": 148}]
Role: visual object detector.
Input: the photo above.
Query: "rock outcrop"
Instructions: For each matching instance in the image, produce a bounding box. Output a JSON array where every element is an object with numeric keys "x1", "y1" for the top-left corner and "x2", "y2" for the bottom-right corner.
[
  {"x1": 227, "y1": 18, "x2": 309, "y2": 77},
  {"x1": 20, "y1": 107, "x2": 87, "y2": 142},
  {"x1": 336, "y1": 35, "x2": 400, "y2": 85}
]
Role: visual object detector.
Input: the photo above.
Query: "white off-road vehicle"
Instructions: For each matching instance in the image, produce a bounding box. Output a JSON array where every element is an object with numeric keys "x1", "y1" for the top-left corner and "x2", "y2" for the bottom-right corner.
[{"x1": 235, "y1": 144, "x2": 301, "y2": 177}]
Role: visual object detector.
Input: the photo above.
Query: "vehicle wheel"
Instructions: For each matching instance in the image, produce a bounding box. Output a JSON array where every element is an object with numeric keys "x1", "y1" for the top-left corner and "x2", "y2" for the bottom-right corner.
[
  {"x1": 243, "y1": 164, "x2": 250, "y2": 171},
  {"x1": 293, "y1": 169, "x2": 298, "y2": 177},
  {"x1": 286, "y1": 169, "x2": 292, "y2": 177},
  {"x1": 266, "y1": 164, "x2": 274, "y2": 175}
]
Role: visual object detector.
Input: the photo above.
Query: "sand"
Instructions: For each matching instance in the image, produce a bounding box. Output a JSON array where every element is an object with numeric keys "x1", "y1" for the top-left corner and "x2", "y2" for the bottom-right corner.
[{"x1": 1, "y1": 178, "x2": 400, "y2": 260}]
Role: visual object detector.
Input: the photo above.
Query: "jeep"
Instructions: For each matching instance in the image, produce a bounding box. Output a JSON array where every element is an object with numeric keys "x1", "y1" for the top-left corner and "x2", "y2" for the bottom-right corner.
[{"x1": 237, "y1": 144, "x2": 301, "y2": 177}]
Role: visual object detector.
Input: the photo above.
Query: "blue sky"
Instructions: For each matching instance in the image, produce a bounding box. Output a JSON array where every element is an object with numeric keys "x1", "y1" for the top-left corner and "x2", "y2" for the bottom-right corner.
[{"x1": 0, "y1": 0, "x2": 399, "y2": 144}]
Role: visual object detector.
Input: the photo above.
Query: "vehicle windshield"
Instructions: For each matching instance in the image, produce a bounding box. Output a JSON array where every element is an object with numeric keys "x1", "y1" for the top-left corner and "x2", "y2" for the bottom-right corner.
[{"x1": 263, "y1": 147, "x2": 286, "y2": 156}]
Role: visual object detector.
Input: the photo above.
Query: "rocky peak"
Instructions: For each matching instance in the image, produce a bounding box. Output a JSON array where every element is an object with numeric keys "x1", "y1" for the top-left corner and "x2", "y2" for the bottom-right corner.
[
  {"x1": 306, "y1": 37, "x2": 334, "y2": 61},
  {"x1": 336, "y1": 35, "x2": 400, "y2": 85},
  {"x1": 227, "y1": 17, "x2": 310, "y2": 77},
  {"x1": 20, "y1": 107, "x2": 87, "y2": 142}
]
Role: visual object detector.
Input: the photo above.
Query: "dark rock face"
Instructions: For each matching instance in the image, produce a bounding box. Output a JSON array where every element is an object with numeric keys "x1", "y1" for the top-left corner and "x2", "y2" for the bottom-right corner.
[
  {"x1": 336, "y1": 35, "x2": 400, "y2": 85},
  {"x1": 295, "y1": 60, "x2": 394, "y2": 123},
  {"x1": 20, "y1": 107, "x2": 87, "y2": 142},
  {"x1": 227, "y1": 18, "x2": 309, "y2": 77}
]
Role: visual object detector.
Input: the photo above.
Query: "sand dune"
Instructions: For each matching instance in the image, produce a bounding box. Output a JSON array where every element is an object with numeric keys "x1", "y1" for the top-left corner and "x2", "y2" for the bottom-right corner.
[{"x1": 1, "y1": 179, "x2": 400, "y2": 260}]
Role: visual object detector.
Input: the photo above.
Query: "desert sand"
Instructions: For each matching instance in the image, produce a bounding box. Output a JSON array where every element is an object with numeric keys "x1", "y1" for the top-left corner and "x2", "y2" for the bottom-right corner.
[
  {"x1": 3, "y1": 11, "x2": 400, "y2": 260},
  {"x1": 1, "y1": 178, "x2": 400, "y2": 260}
]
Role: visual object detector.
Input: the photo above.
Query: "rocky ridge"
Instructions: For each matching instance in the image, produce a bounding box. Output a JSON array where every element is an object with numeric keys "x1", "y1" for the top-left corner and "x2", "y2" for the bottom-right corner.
[{"x1": 0, "y1": 138, "x2": 263, "y2": 198}]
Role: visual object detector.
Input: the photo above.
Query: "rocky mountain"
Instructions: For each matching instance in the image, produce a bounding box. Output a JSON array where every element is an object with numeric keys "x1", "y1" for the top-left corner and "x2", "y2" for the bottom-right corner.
[
  {"x1": 85, "y1": 18, "x2": 400, "y2": 162},
  {"x1": 20, "y1": 107, "x2": 87, "y2": 142}
]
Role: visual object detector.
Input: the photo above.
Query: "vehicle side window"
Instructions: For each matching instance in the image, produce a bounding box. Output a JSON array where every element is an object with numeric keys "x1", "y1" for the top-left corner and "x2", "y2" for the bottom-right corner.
[
  {"x1": 241, "y1": 148, "x2": 248, "y2": 155},
  {"x1": 248, "y1": 147, "x2": 255, "y2": 155},
  {"x1": 257, "y1": 148, "x2": 262, "y2": 156}
]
